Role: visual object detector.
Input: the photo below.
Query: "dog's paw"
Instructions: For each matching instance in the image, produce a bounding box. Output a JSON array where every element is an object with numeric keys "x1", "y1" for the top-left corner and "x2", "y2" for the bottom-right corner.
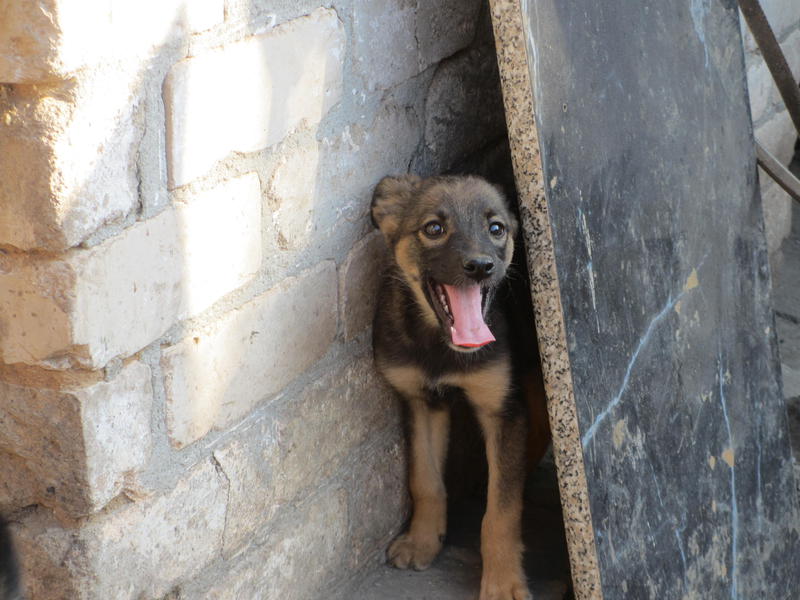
[
  {"x1": 387, "y1": 532, "x2": 443, "y2": 571},
  {"x1": 478, "y1": 570, "x2": 531, "y2": 600}
]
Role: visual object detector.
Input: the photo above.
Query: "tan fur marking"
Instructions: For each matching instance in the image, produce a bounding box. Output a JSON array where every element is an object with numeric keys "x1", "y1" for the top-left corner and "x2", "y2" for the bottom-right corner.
[
  {"x1": 503, "y1": 236, "x2": 515, "y2": 269},
  {"x1": 476, "y1": 410, "x2": 529, "y2": 600},
  {"x1": 441, "y1": 358, "x2": 512, "y2": 415},
  {"x1": 394, "y1": 235, "x2": 439, "y2": 328},
  {"x1": 381, "y1": 364, "x2": 426, "y2": 399},
  {"x1": 388, "y1": 397, "x2": 450, "y2": 570}
]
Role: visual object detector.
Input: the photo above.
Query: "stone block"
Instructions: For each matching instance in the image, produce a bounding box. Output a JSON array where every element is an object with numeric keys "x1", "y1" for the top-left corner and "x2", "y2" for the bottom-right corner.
[
  {"x1": 784, "y1": 27, "x2": 800, "y2": 80},
  {"x1": 0, "y1": 173, "x2": 262, "y2": 367},
  {"x1": 0, "y1": 66, "x2": 140, "y2": 251},
  {"x1": 164, "y1": 8, "x2": 345, "y2": 187},
  {"x1": 163, "y1": 261, "x2": 338, "y2": 447},
  {"x1": 13, "y1": 460, "x2": 227, "y2": 600},
  {"x1": 340, "y1": 232, "x2": 388, "y2": 340},
  {"x1": 760, "y1": 171, "x2": 794, "y2": 256},
  {"x1": 0, "y1": 0, "x2": 227, "y2": 82},
  {"x1": 351, "y1": 0, "x2": 418, "y2": 91},
  {"x1": 755, "y1": 109, "x2": 797, "y2": 165},
  {"x1": 185, "y1": 0, "x2": 225, "y2": 33},
  {"x1": 0, "y1": 361, "x2": 152, "y2": 517},
  {"x1": 740, "y1": 1, "x2": 800, "y2": 54},
  {"x1": 268, "y1": 104, "x2": 422, "y2": 250},
  {"x1": 344, "y1": 433, "x2": 408, "y2": 570},
  {"x1": 746, "y1": 58, "x2": 775, "y2": 123},
  {"x1": 194, "y1": 488, "x2": 348, "y2": 600},
  {"x1": 211, "y1": 355, "x2": 400, "y2": 553},
  {"x1": 416, "y1": 0, "x2": 482, "y2": 70},
  {"x1": 421, "y1": 46, "x2": 506, "y2": 173}
]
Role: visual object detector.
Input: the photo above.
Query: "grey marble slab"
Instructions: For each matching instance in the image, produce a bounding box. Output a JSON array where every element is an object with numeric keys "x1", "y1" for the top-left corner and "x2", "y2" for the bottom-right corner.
[{"x1": 494, "y1": 0, "x2": 800, "y2": 597}]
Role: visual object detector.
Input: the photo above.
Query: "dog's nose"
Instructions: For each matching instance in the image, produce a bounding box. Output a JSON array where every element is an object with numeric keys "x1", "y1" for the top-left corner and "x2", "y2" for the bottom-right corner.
[{"x1": 463, "y1": 256, "x2": 495, "y2": 280}]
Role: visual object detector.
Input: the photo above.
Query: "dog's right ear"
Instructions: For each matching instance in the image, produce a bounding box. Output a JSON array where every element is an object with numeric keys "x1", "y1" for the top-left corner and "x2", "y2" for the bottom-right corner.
[{"x1": 371, "y1": 175, "x2": 420, "y2": 242}]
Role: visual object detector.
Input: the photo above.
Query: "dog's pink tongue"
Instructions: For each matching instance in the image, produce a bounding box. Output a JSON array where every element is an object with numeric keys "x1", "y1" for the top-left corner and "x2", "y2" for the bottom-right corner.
[{"x1": 442, "y1": 284, "x2": 495, "y2": 348}]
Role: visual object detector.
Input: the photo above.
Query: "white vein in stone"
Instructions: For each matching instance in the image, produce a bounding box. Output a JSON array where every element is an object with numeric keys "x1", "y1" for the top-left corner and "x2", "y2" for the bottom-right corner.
[
  {"x1": 718, "y1": 354, "x2": 738, "y2": 600},
  {"x1": 582, "y1": 292, "x2": 684, "y2": 447}
]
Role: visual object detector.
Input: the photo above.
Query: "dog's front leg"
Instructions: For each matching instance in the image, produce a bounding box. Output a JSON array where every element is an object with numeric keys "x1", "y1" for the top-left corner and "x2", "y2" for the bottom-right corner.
[
  {"x1": 475, "y1": 406, "x2": 530, "y2": 600},
  {"x1": 388, "y1": 395, "x2": 450, "y2": 570}
]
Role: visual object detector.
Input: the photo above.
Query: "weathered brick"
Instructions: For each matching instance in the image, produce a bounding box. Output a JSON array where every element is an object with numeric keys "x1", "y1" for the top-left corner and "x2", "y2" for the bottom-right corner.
[
  {"x1": 351, "y1": 0, "x2": 481, "y2": 91},
  {"x1": 211, "y1": 355, "x2": 400, "y2": 553},
  {"x1": 340, "y1": 232, "x2": 388, "y2": 340},
  {"x1": 193, "y1": 488, "x2": 349, "y2": 600},
  {"x1": 0, "y1": 67, "x2": 140, "y2": 251},
  {"x1": 784, "y1": 27, "x2": 800, "y2": 80},
  {"x1": 185, "y1": 0, "x2": 225, "y2": 33},
  {"x1": 0, "y1": 173, "x2": 262, "y2": 367},
  {"x1": 0, "y1": 0, "x2": 226, "y2": 82},
  {"x1": 344, "y1": 434, "x2": 408, "y2": 570},
  {"x1": 164, "y1": 8, "x2": 345, "y2": 187},
  {"x1": 746, "y1": 58, "x2": 775, "y2": 123},
  {"x1": 420, "y1": 46, "x2": 506, "y2": 173},
  {"x1": 416, "y1": 0, "x2": 482, "y2": 70},
  {"x1": 352, "y1": 0, "x2": 418, "y2": 91},
  {"x1": 760, "y1": 172, "x2": 794, "y2": 256},
  {"x1": 13, "y1": 460, "x2": 227, "y2": 600},
  {"x1": 0, "y1": 361, "x2": 152, "y2": 517},
  {"x1": 268, "y1": 104, "x2": 421, "y2": 252},
  {"x1": 755, "y1": 109, "x2": 797, "y2": 165},
  {"x1": 163, "y1": 261, "x2": 338, "y2": 447}
]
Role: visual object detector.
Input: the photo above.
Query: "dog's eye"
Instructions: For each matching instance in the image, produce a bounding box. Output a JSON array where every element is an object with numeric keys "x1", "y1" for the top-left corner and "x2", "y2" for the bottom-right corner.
[
  {"x1": 489, "y1": 222, "x2": 505, "y2": 237},
  {"x1": 423, "y1": 221, "x2": 445, "y2": 238}
]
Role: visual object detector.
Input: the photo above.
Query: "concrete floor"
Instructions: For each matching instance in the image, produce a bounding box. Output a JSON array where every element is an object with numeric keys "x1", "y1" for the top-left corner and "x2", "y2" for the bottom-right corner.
[
  {"x1": 345, "y1": 188, "x2": 800, "y2": 600},
  {"x1": 346, "y1": 453, "x2": 572, "y2": 600}
]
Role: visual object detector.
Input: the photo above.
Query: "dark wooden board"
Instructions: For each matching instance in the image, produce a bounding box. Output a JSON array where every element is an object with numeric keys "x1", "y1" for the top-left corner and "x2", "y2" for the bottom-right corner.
[{"x1": 490, "y1": 0, "x2": 800, "y2": 598}]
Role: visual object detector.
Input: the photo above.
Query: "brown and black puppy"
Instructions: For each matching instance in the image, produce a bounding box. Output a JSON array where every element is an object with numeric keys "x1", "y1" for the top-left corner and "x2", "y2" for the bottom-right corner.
[{"x1": 372, "y1": 174, "x2": 537, "y2": 600}]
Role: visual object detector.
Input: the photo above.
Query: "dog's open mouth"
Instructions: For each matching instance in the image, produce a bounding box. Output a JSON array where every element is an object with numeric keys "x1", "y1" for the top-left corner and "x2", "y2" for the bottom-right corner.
[{"x1": 427, "y1": 280, "x2": 496, "y2": 348}]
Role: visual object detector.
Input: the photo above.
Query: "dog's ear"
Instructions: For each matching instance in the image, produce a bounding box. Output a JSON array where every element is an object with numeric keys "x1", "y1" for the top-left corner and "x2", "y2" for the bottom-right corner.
[{"x1": 371, "y1": 175, "x2": 420, "y2": 241}]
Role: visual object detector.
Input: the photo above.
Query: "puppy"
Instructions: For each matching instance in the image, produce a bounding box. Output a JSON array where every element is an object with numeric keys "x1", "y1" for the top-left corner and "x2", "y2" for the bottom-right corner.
[
  {"x1": 0, "y1": 519, "x2": 22, "y2": 600},
  {"x1": 372, "y1": 174, "x2": 542, "y2": 600}
]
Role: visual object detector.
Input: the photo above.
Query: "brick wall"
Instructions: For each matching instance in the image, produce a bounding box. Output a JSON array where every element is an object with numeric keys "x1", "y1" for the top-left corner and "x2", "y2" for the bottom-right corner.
[
  {"x1": 0, "y1": 1, "x2": 507, "y2": 598},
  {"x1": 741, "y1": 0, "x2": 800, "y2": 262}
]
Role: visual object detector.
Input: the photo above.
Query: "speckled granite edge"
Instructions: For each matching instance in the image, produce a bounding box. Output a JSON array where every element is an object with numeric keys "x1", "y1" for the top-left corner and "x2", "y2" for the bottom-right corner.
[{"x1": 488, "y1": 1, "x2": 603, "y2": 598}]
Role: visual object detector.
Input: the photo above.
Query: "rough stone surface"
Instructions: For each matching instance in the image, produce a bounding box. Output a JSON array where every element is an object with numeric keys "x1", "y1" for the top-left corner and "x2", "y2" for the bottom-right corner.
[
  {"x1": 0, "y1": 361, "x2": 152, "y2": 517},
  {"x1": 163, "y1": 261, "x2": 338, "y2": 447},
  {"x1": 0, "y1": 173, "x2": 262, "y2": 367},
  {"x1": 13, "y1": 460, "x2": 227, "y2": 600},
  {"x1": 268, "y1": 104, "x2": 421, "y2": 251},
  {"x1": 0, "y1": 0, "x2": 227, "y2": 82},
  {"x1": 740, "y1": 2, "x2": 800, "y2": 53},
  {"x1": 343, "y1": 434, "x2": 408, "y2": 571},
  {"x1": 760, "y1": 172, "x2": 794, "y2": 257},
  {"x1": 340, "y1": 232, "x2": 388, "y2": 340},
  {"x1": 351, "y1": 0, "x2": 482, "y2": 91},
  {"x1": 164, "y1": 8, "x2": 345, "y2": 187},
  {"x1": 212, "y1": 355, "x2": 400, "y2": 554},
  {"x1": 755, "y1": 109, "x2": 797, "y2": 165},
  {"x1": 0, "y1": 67, "x2": 141, "y2": 251},
  {"x1": 418, "y1": 46, "x2": 506, "y2": 173},
  {"x1": 194, "y1": 488, "x2": 348, "y2": 600}
]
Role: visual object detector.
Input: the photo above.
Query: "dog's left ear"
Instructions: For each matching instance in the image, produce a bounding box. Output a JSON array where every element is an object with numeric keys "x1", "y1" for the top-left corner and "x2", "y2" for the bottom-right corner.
[{"x1": 371, "y1": 175, "x2": 420, "y2": 242}]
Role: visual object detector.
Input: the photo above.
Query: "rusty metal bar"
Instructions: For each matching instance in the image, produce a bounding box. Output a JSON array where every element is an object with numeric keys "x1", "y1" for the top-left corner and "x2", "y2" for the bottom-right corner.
[
  {"x1": 756, "y1": 142, "x2": 800, "y2": 203},
  {"x1": 738, "y1": 0, "x2": 800, "y2": 137}
]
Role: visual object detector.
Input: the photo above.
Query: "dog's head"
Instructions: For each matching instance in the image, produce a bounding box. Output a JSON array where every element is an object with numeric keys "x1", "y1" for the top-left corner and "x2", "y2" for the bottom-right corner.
[{"x1": 371, "y1": 174, "x2": 518, "y2": 351}]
